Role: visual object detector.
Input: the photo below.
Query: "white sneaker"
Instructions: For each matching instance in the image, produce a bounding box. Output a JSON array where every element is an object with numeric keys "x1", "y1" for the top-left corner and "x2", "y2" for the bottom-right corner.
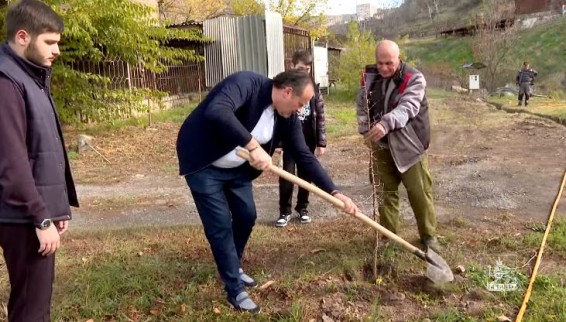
[
  {"x1": 275, "y1": 213, "x2": 291, "y2": 227},
  {"x1": 298, "y1": 209, "x2": 312, "y2": 224},
  {"x1": 239, "y1": 268, "x2": 257, "y2": 288},
  {"x1": 228, "y1": 291, "x2": 261, "y2": 313}
]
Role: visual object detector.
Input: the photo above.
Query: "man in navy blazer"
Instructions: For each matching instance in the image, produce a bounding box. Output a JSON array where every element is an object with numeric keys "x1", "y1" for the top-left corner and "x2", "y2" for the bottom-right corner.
[{"x1": 176, "y1": 70, "x2": 358, "y2": 313}]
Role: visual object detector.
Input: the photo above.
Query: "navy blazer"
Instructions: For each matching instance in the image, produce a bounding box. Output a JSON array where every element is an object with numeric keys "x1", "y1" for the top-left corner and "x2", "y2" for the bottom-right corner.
[{"x1": 176, "y1": 71, "x2": 336, "y2": 193}]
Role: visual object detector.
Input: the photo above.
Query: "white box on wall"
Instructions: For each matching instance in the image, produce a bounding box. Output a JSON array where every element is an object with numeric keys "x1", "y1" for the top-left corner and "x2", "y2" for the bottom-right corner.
[{"x1": 469, "y1": 75, "x2": 480, "y2": 90}]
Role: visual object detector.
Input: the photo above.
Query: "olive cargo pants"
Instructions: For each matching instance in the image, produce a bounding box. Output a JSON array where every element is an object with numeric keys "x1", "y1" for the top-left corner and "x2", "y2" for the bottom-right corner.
[{"x1": 370, "y1": 146, "x2": 437, "y2": 239}]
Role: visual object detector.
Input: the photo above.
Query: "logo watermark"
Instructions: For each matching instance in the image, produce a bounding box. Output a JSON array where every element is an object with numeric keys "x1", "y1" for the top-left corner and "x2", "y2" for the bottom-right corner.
[{"x1": 486, "y1": 259, "x2": 520, "y2": 292}]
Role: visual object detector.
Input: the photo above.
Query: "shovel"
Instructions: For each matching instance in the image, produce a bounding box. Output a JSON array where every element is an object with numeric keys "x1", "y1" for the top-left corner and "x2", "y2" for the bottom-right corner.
[{"x1": 236, "y1": 148, "x2": 454, "y2": 283}]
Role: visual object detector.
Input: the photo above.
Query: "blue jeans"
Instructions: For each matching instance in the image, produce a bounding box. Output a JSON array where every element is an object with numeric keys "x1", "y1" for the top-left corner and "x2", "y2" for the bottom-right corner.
[{"x1": 185, "y1": 165, "x2": 256, "y2": 298}]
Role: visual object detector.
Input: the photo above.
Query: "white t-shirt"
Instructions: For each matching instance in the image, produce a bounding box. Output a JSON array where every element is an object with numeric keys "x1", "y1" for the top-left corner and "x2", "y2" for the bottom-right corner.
[
  {"x1": 296, "y1": 102, "x2": 311, "y2": 121},
  {"x1": 212, "y1": 106, "x2": 275, "y2": 168}
]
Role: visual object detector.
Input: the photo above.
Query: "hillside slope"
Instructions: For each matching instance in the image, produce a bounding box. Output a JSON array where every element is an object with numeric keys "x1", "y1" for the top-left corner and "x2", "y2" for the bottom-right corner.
[
  {"x1": 405, "y1": 18, "x2": 566, "y2": 93},
  {"x1": 329, "y1": 0, "x2": 483, "y2": 39}
]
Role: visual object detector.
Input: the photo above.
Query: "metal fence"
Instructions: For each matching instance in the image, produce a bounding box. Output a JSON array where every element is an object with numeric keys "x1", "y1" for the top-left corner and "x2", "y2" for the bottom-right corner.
[
  {"x1": 70, "y1": 56, "x2": 205, "y2": 108},
  {"x1": 66, "y1": 17, "x2": 312, "y2": 111},
  {"x1": 283, "y1": 25, "x2": 311, "y2": 71}
]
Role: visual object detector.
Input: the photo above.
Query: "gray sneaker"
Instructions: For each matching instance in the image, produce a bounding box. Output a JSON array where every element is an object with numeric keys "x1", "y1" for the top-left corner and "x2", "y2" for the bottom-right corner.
[
  {"x1": 275, "y1": 213, "x2": 291, "y2": 227},
  {"x1": 239, "y1": 268, "x2": 257, "y2": 288},
  {"x1": 298, "y1": 209, "x2": 312, "y2": 224},
  {"x1": 228, "y1": 291, "x2": 260, "y2": 313}
]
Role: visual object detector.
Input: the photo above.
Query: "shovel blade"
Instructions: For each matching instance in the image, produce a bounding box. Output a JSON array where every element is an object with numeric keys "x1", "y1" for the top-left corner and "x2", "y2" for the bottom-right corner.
[{"x1": 425, "y1": 249, "x2": 454, "y2": 283}]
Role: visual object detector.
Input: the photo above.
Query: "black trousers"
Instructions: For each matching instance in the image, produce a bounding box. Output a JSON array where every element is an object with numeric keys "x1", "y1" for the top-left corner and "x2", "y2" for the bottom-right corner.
[
  {"x1": 279, "y1": 144, "x2": 316, "y2": 214},
  {"x1": 0, "y1": 224, "x2": 55, "y2": 322}
]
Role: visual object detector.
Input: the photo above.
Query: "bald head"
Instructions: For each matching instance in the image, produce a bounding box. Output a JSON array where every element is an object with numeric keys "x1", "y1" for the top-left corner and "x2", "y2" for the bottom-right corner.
[
  {"x1": 376, "y1": 40, "x2": 400, "y2": 57},
  {"x1": 375, "y1": 40, "x2": 401, "y2": 78}
]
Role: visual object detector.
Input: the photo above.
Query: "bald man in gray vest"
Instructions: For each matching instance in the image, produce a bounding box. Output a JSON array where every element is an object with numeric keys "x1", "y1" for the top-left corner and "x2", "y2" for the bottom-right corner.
[{"x1": 356, "y1": 40, "x2": 440, "y2": 253}]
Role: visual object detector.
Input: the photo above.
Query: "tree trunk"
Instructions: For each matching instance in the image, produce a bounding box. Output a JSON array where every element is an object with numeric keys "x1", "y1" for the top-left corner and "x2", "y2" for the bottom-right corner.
[{"x1": 424, "y1": 1, "x2": 434, "y2": 22}]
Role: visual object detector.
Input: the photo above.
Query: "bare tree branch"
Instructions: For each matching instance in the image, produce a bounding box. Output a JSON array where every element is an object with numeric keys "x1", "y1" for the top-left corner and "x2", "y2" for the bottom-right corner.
[
  {"x1": 294, "y1": 2, "x2": 316, "y2": 25},
  {"x1": 471, "y1": 0, "x2": 518, "y2": 91}
]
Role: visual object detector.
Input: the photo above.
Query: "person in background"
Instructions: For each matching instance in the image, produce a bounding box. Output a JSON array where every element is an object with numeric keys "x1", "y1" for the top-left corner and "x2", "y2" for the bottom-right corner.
[
  {"x1": 276, "y1": 50, "x2": 327, "y2": 227},
  {"x1": 516, "y1": 61, "x2": 538, "y2": 107}
]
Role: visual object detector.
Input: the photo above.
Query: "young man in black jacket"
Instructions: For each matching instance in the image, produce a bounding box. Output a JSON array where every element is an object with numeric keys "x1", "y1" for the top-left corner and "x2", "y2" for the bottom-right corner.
[
  {"x1": 0, "y1": 1, "x2": 78, "y2": 321},
  {"x1": 176, "y1": 70, "x2": 358, "y2": 313},
  {"x1": 276, "y1": 50, "x2": 327, "y2": 227}
]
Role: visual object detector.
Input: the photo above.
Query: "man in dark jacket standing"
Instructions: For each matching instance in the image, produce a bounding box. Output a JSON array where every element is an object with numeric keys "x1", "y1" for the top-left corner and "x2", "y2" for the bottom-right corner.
[
  {"x1": 176, "y1": 70, "x2": 358, "y2": 313},
  {"x1": 356, "y1": 40, "x2": 440, "y2": 252},
  {"x1": 0, "y1": 1, "x2": 78, "y2": 321},
  {"x1": 276, "y1": 50, "x2": 327, "y2": 227},
  {"x1": 516, "y1": 61, "x2": 537, "y2": 106}
]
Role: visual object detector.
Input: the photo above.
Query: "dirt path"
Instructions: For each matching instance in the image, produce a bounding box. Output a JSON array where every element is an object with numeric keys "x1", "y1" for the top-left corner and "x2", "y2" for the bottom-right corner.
[{"x1": 70, "y1": 97, "x2": 566, "y2": 230}]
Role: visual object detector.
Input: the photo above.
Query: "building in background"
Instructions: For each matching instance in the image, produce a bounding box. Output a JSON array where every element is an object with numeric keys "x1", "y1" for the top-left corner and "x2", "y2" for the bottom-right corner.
[
  {"x1": 356, "y1": 3, "x2": 378, "y2": 20},
  {"x1": 514, "y1": 0, "x2": 566, "y2": 15}
]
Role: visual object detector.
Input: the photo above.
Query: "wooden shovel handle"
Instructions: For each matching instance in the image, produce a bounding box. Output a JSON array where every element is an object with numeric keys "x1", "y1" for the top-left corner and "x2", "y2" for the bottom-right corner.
[{"x1": 236, "y1": 148, "x2": 424, "y2": 256}]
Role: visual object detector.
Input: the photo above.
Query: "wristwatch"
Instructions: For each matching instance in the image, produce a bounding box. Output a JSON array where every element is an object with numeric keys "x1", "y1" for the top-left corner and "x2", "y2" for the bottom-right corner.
[{"x1": 36, "y1": 219, "x2": 52, "y2": 230}]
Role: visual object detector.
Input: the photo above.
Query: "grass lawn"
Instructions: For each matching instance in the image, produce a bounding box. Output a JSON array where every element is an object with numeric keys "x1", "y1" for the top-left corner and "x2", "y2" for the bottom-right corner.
[
  {"x1": 1, "y1": 88, "x2": 565, "y2": 321},
  {"x1": 1, "y1": 218, "x2": 563, "y2": 321},
  {"x1": 489, "y1": 96, "x2": 566, "y2": 121}
]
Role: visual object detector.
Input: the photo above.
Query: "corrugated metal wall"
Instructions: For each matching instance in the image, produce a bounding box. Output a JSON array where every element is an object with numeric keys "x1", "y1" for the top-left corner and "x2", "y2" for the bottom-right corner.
[
  {"x1": 204, "y1": 17, "x2": 240, "y2": 88},
  {"x1": 238, "y1": 15, "x2": 268, "y2": 75},
  {"x1": 203, "y1": 12, "x2": 285, "y2": 88},
  {"x1": 265, "y1": 11, "x2": 285, "y2": 78}
]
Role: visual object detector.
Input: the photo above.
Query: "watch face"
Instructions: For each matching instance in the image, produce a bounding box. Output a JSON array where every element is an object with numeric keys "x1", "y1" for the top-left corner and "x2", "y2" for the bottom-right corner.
[{"x1": 40, "y1": 219, "x2": 52, "y2": 229}]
